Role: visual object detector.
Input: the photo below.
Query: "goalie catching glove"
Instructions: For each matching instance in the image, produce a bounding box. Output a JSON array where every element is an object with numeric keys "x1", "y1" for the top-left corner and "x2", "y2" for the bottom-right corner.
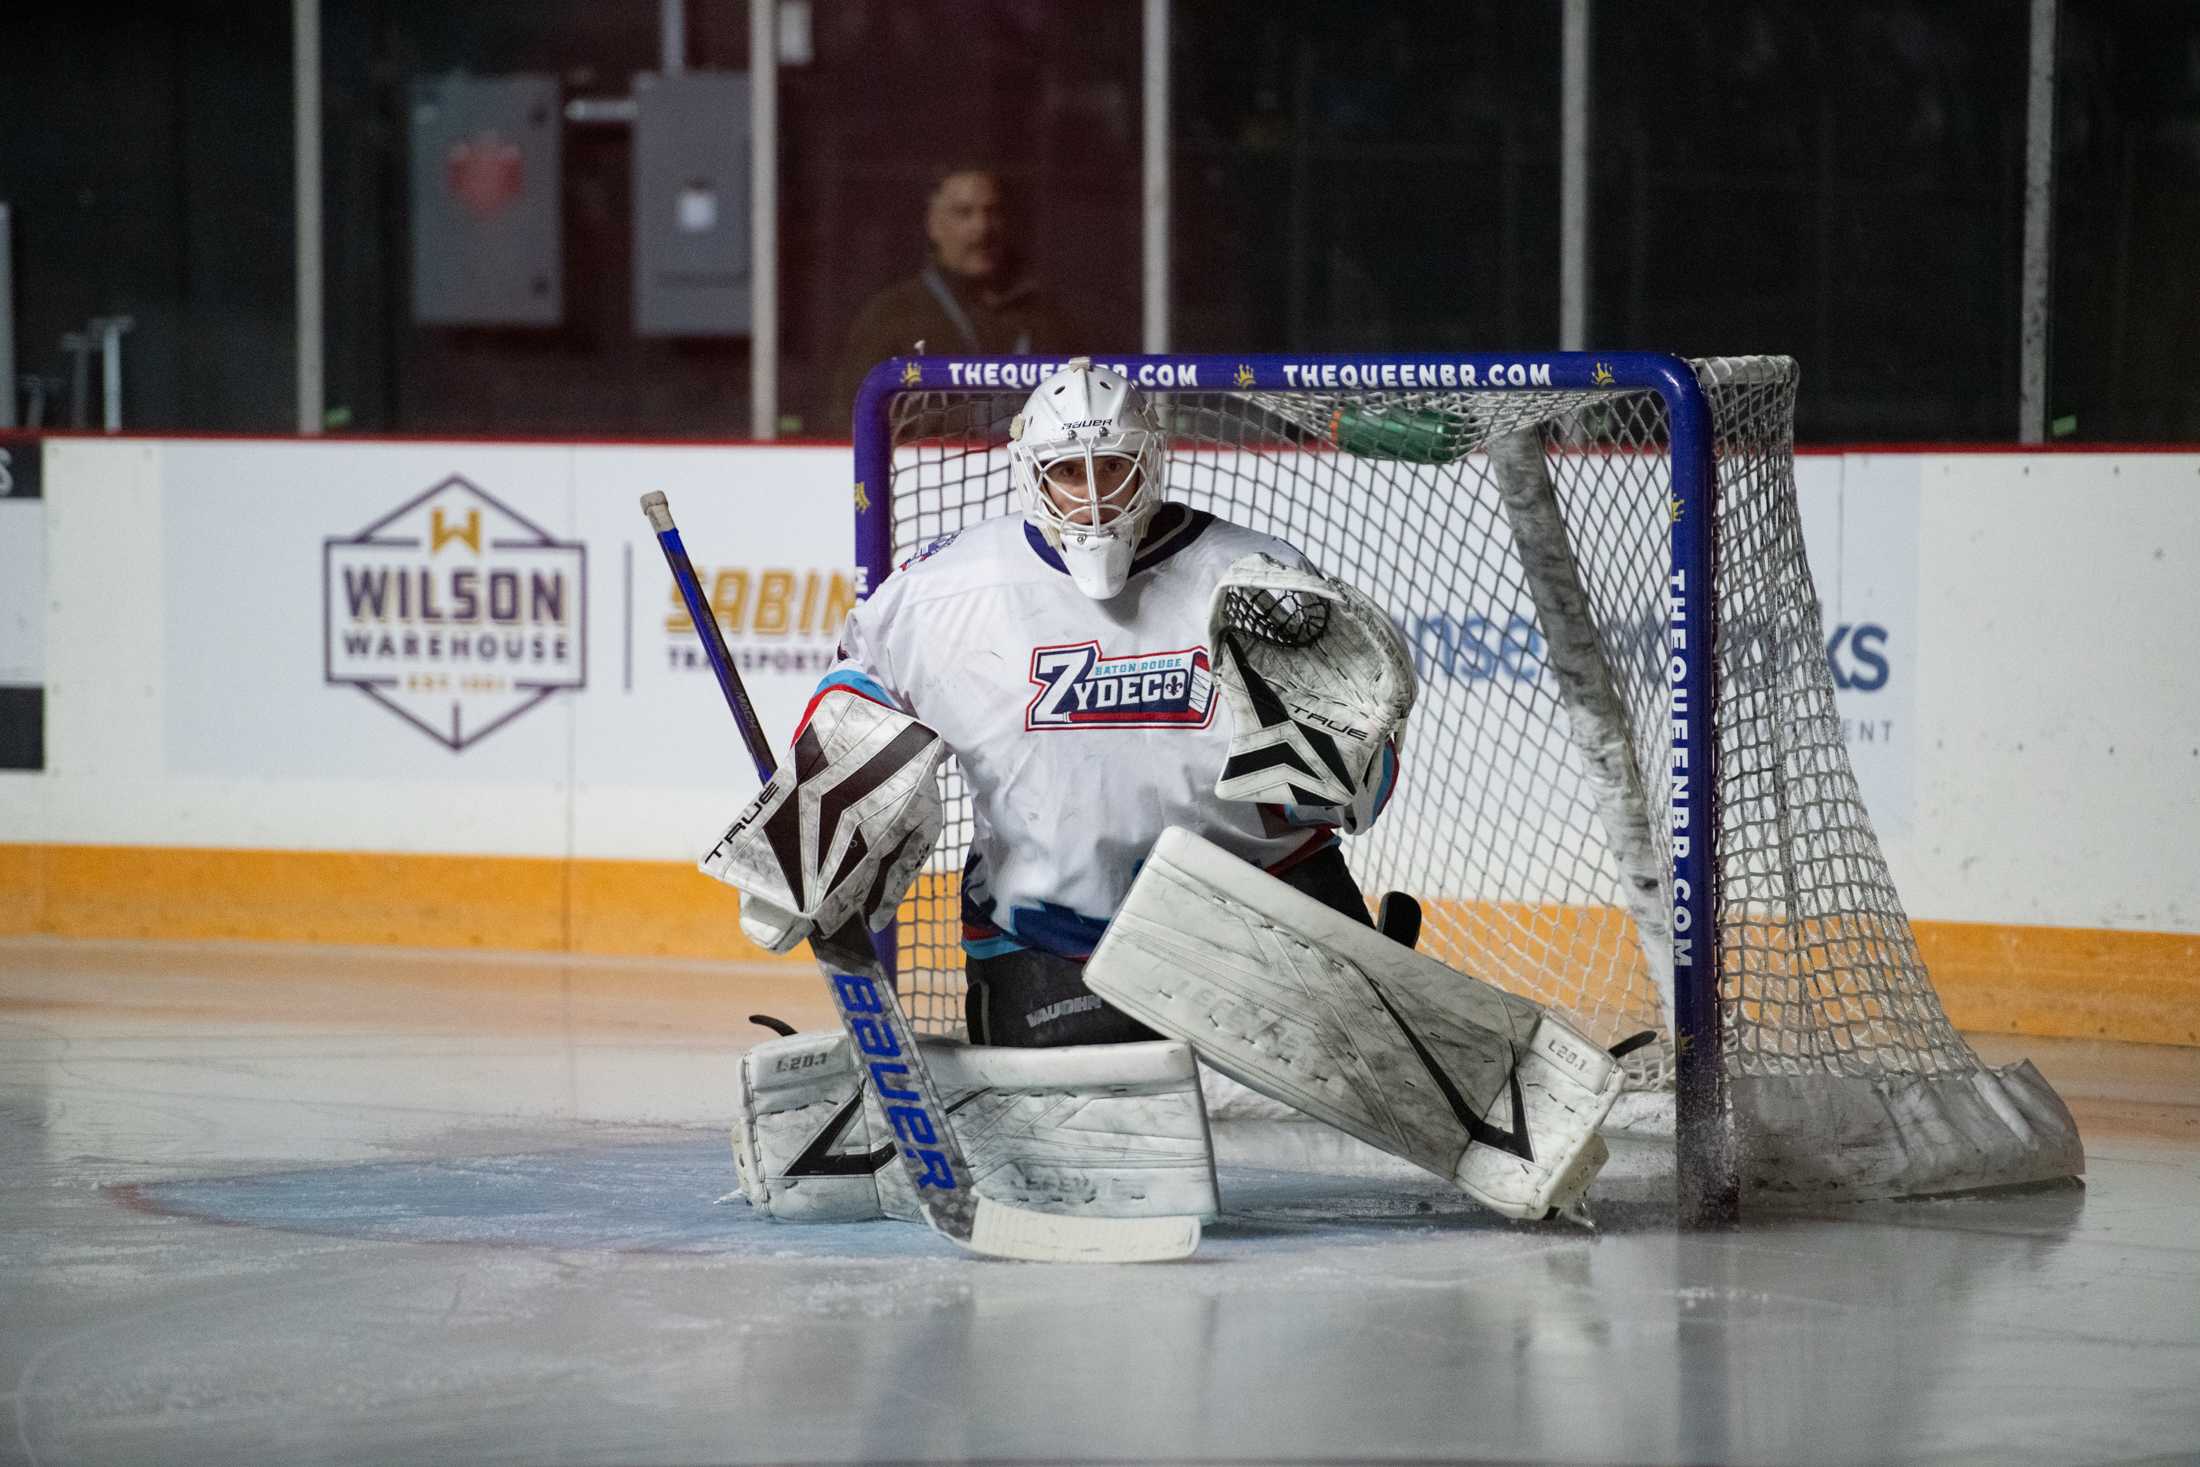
[
  {"x1": 700, "y1": 692, "x2": 945, "y2": 953},
  {"x1": 1209, "y1": 554, "x2": 1416, "y2": 833}
]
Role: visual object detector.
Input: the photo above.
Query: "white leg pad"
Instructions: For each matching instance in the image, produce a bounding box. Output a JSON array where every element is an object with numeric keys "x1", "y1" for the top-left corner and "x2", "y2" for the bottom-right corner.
[
  {"x1": 1452, "y1": 1019, "x2": 1621, "y2": 1219},
  {"x1": 732, "y1": 1030, "x2": 1220, "y2": 1224},
  {"x1": 1087, "y1": 826, "x2": 1623, "y2": 1220},
  {"x1": 732, "y1": 1028, "x2": 889, "y2": 1223}
]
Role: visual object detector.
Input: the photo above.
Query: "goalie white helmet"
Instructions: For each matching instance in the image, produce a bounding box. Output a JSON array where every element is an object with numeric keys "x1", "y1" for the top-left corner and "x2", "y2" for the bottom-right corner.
[{"x1": 1008, "y1": 357, "x2": 1167, "y2": 599}]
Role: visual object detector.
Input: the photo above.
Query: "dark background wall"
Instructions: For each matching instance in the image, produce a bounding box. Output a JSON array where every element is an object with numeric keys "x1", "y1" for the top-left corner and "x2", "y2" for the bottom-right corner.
[
  {"x1": 2, "y1": 0, "x2": 2195, "y2": 442},
  {"x1": 0, "y1": 1, "x2": 296, "y2": 432},
  {"x1": 323, "y1": 0, "x2": 1142, "y2": 438},
  {"x1": 2051, "y1": 0, "x2": 2200, "y2": 441},
  {"x1": 1590, "y1": 3, "x2": 2030, "y2": 440},
  {"x1": 321, "y1": 0, "x2": 718, "y2": 437},
  {"x1": 1170, "y1": 1, "x2": 1562, "y2": 359}
]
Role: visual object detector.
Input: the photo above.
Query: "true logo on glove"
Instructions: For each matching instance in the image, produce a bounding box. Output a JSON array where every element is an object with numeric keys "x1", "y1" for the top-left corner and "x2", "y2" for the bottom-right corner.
[
  {"x1": 1025, "y1": 641, "x2": 1218, "y2": 731},
  {"x1": 1291, "y1": 703, "x2": 1373, "y2": 743}
]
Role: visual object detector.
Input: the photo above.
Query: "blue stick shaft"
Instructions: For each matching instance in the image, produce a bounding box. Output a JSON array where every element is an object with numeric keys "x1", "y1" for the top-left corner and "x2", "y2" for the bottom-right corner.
[
  {"x1": 642, "y1": 496, "x2": 777, "y2": 785},
  {"x1": 640, "y1": 492, "x2": 1001, "y2": 1247}
]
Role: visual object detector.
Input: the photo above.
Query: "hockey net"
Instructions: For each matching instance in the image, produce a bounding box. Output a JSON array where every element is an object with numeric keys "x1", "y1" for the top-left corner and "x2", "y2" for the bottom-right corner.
[{"x1": 865, "y1": 355, "x2": 2081, "y2": 1204}]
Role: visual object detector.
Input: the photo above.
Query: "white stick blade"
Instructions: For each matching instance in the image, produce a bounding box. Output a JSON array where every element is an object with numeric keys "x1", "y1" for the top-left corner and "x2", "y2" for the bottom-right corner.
[{"x1": 964, "y1": 1199, "x2": 1200, "y2": 1264}]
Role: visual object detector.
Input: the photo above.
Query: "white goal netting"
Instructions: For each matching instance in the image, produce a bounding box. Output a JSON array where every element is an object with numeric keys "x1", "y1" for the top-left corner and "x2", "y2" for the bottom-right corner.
[{"x1": 868, "y1": 355, "x2": 2081, "y2": 1202}]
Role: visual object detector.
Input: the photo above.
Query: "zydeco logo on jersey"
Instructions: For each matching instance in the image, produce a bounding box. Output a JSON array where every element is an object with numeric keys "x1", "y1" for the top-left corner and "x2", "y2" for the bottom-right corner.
[{"x1": 1026, "y1": 641, "x2": 1217, "y2": 730}]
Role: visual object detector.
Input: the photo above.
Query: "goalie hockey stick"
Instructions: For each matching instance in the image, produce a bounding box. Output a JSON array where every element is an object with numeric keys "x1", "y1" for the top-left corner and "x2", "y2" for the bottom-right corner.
[{"x1": 640, "y1": 491, "x2": 1199, "y2": 1264}]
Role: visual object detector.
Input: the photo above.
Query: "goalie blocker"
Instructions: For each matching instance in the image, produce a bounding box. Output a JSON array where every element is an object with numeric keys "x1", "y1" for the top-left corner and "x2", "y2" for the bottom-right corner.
[
  {"x1": 699, "y1": 689, "x2": 944, "y2": 954},
  {"x1": 1087, "y1": 827, "x2": 1624, "y2": 1221}
]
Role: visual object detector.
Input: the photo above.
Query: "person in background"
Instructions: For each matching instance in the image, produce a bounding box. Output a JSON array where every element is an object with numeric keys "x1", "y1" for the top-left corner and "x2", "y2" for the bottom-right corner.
[{"x1": 829, "y1": 167, "x2": 1073, "y2": 425}]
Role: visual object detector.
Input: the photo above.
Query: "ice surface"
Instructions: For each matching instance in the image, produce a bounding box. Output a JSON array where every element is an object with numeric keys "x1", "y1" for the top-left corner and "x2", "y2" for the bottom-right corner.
[{"x1": 4, "y1": 938, "x2": 2195, "y2": 1466}]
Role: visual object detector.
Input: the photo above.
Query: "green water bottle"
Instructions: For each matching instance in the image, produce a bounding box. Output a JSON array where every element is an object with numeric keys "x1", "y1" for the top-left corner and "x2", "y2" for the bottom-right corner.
[{"x1": 1328, "y1": 405, "x2": 1463, "y2": 464}]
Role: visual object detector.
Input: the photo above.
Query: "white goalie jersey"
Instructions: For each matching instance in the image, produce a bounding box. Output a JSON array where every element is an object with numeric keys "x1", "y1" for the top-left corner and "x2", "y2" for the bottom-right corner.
[{"x1": 811, "y1": 507, "x2": 1401, "y2": 961}]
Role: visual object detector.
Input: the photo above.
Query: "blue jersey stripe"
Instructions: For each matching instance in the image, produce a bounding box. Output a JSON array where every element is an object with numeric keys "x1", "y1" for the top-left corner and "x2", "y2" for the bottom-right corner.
[
  {"x1": 812, "y1": 668, "x2": 902, "y2": 710},
  {"x1": 1369, "y1": 741, "x2": 1400, "y2": 819}
]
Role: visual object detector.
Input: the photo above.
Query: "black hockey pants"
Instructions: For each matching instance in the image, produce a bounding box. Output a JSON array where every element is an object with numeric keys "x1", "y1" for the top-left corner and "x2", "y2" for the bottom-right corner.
[{"x1": 962, "y1": 843, "x2": 1371, "y2": 1048}]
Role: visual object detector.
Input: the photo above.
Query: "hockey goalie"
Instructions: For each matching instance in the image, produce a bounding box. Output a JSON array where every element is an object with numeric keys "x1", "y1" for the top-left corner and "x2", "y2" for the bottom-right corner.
[{"x1": 703, "y1": 358, "x2": 1624, "y2": 1230}]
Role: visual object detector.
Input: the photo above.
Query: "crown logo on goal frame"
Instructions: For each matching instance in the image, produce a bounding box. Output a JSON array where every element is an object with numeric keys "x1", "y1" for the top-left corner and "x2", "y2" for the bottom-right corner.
[
  {"x1": 1592, "y1": 361, "x2": 1615, "y2": 387},
  {"x1": 1234, "y1": 363, "x2": 1256, "y2": 389}
]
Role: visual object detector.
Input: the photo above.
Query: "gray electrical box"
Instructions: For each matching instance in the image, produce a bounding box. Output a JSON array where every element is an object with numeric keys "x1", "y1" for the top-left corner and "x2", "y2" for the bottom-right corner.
[
  {"x1": 409, "y1": 74, "x2": 562, "y2": 327},
  {"x1": 633, "y1": 71, "x2": 752, "y2": 337}
]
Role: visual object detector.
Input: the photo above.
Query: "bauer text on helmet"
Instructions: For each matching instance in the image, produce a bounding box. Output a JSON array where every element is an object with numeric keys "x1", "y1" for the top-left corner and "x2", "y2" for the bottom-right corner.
[{"x1": 1009, "y1": 357, "x2": 1168, "y2": 599}]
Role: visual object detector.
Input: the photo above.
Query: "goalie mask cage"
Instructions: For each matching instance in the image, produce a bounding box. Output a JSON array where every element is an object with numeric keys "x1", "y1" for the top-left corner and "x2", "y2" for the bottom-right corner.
[{"x1": 851, "y1": 352, "x2": 2082, "y2": 1225}]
